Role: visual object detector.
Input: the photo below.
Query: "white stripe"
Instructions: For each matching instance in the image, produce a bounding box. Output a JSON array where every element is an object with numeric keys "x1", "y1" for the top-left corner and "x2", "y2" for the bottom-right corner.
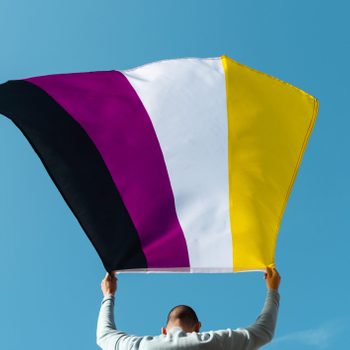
[{"x1": 122, "y1": 57, "x2": 232, "y2": 269}]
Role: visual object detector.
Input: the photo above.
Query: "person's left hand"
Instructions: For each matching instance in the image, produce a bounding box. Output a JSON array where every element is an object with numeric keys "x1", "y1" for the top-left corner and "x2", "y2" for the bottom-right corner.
[{"x1": 101, "y1": 272, "x2": 117, "y2": 297}]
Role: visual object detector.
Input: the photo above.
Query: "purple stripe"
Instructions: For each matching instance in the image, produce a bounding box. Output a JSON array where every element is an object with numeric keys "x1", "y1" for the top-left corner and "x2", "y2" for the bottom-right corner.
[{"x1": 26, "y1": 71, "x2": 190, "y2": 268}]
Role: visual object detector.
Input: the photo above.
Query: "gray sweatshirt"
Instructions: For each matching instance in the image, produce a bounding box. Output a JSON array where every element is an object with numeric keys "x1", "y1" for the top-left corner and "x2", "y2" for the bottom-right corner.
[{"x1": 97, "y1": 289, "x2": 279, "y2": 350}]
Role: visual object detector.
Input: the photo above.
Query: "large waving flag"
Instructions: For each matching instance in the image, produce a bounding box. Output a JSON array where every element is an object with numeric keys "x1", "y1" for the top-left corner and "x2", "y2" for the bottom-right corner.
[{"x1": 0, "y1": 56, "x2": 318, "y2": 272}]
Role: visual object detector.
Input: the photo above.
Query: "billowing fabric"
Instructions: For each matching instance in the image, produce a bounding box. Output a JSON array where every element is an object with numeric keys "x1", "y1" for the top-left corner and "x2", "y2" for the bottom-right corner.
[{"x1": 0, "y1": 56, "x2": 319, "y2": 272}]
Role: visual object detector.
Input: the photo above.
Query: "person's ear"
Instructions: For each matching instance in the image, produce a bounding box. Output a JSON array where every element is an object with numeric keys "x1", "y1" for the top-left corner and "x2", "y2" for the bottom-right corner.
[
  {"x1": 195, "y1": 321, "x2": 202, "y2": 332},
  {"x1": 161, "y1": 327, "x2": 167, "y2": 335}
]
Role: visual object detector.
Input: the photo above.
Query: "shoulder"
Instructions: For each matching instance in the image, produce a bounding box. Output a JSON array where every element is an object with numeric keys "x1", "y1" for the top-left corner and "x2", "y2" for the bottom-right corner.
[{"x1": 201, "y1": 328, "x2": 250, "y2": 348}]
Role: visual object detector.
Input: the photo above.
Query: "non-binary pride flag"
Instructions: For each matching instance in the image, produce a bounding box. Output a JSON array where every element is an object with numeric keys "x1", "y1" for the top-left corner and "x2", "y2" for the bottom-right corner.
[{"x1": 0, "y1": 56, "x2": 318, "y2": 273}]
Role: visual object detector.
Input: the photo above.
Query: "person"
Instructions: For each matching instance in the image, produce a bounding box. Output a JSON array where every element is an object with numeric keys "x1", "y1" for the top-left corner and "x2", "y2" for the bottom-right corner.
[{"x1": 97, "y1": 267, "x2": 281, "y2": 350}]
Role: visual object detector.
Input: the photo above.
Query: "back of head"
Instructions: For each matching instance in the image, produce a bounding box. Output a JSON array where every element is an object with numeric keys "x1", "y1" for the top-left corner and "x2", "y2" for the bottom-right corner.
[{"x1": 166, "y1": 305, "x2": 200, "y2": 332}]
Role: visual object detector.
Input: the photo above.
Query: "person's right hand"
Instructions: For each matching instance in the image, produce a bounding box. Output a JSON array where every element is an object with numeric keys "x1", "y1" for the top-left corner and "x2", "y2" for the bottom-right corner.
[{"x1": 264, "y1": 267, "x2": 281, "y2": 291}]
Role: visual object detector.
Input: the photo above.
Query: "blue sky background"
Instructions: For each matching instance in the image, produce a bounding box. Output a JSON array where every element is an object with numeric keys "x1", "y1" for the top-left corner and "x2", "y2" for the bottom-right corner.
[{"x1": 0, "y1": 1, "x2": 349, "y2": 349}]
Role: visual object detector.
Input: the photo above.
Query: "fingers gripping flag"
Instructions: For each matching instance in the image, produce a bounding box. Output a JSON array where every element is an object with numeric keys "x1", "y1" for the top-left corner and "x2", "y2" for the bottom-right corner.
[{"x1": 0, "y1": 56, "x2": 318, "y2": 272}]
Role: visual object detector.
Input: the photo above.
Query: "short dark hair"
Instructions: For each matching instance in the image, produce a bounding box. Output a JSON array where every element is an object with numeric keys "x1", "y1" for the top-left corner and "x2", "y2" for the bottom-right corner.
[{"x1": 166, "y1": 305, "x2": 199, "y2": 328}]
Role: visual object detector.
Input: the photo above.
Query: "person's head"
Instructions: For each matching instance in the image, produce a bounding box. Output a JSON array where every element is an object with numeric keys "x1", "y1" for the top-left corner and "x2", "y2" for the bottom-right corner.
[{"x1": 161, "y1": 305, "x2": 201, "y2": 334}]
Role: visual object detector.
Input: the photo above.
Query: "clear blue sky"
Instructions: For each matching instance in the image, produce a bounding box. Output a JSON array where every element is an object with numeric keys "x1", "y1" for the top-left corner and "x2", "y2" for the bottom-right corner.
[{"x1": 0, "y1": 1, "x2": 349, "y2": 349}]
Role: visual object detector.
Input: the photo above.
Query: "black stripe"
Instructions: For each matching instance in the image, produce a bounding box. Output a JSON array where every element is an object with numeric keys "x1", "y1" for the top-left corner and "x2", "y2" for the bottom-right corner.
[{"x1": 0, "y1": 80, "x2": 147, "y2": 271}]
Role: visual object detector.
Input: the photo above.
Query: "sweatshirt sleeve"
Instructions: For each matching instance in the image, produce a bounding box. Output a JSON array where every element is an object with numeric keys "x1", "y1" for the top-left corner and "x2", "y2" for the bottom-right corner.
[
  {"x1": 212, "y1": 289, "x2": 280, "y2": 350},
  {"x1": 96, "y1": 294, "x2": 118, "y2": 349},
  {"x1": 96, "y1": 295, "x2": 143, "y2": 350},
  {"x1": 244, "y1": 289, "x2": 280, "y2": 349}
]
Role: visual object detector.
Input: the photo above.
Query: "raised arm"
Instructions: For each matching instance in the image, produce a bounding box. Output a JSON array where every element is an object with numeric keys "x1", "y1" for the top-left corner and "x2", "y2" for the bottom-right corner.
[
  {"x1": 96, "y1": 272, "x2": 118, "y2": 349},
  {"x1": 212, "y1": 267, "x2": 281, "y2": 350},
  {"x1": 245, "y1": 267, "x2": 281, "y2": 349},
  {"x1": 96, "y1": 273, "x2": 142, "y2": 350}
]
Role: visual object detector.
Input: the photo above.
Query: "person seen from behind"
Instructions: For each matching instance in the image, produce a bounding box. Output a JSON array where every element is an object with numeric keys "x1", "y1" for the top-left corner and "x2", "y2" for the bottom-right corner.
[{"x1": 97, "y1": 267, "x2": 281, "y2": 349}]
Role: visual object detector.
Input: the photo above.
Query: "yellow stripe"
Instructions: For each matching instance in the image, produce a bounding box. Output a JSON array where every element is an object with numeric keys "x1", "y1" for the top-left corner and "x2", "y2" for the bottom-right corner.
[{"x1": 221, "y1": 55, "x2": 319, "y2": 271}]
